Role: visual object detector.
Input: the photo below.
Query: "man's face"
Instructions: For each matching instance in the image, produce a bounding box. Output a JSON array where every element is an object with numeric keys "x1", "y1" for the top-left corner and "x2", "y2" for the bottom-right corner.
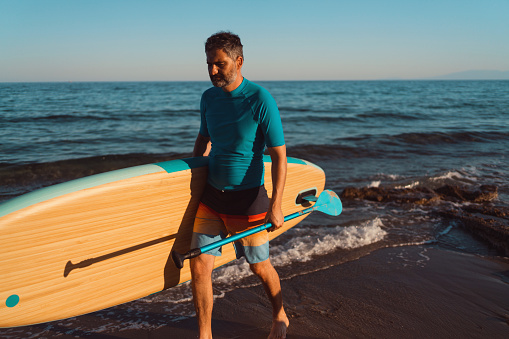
[{"x1": 206, "y1": 49, "x2": 238, "y2": 88}]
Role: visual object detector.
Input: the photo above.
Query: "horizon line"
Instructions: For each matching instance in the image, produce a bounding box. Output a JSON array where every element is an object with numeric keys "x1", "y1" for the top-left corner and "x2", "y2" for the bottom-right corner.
[{"x1": 3, "y1": 78, "x2": 509, "y2": 84}]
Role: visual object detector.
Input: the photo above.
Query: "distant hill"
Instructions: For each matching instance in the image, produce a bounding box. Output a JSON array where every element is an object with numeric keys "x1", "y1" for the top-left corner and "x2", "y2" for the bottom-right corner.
[{"x1": 432, "y1": 70, "x2": 509, "y2": 80}]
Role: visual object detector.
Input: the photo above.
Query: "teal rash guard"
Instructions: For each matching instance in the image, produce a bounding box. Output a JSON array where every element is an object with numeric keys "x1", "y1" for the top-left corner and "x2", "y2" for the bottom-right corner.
[{"x1": 199, "y1": 78, "x2": 285, "y2": 191}]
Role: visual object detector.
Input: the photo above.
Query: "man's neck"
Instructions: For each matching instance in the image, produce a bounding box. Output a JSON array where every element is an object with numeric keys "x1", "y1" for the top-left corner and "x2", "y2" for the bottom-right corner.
[{"x1": 222, "y1": 75, "x2": 244, "y2": 93}]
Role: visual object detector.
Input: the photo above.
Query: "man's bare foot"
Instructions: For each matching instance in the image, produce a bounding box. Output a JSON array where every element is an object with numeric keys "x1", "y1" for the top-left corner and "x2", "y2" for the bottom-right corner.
[{"x1": 268, "y1": 314, "x2": 289, "y2": 339}]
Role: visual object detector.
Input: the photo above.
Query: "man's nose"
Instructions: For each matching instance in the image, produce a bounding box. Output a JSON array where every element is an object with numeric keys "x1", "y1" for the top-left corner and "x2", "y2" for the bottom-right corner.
[{"x1": 209, "y1": 65, "x2": 218, "y2": 75}]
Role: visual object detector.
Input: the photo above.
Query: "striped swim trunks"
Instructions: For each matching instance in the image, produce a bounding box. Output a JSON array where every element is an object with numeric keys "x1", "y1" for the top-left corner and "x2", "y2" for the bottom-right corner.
[{"x1": 191, "y1": 183, "x2": 270, "y2": 264}]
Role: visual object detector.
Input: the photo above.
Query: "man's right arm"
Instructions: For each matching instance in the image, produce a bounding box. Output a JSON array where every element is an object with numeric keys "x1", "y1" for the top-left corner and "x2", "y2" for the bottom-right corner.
[{"x1": 193, "y1": 133, "x2": 211, "y2": 157}]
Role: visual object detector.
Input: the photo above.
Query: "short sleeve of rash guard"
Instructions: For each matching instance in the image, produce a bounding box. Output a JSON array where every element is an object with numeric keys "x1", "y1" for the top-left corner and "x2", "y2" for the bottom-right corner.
[
  {"x1": 258, "y1": 91, "x2": 285, "y2": 147},
  {"x1": 199, "y1": 93, "x2": 210, "y2": 138}
]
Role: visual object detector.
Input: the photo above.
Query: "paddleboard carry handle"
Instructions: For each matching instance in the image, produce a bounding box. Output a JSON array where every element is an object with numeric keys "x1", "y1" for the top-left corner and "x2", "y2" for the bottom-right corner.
[
  {"x1": 171, "y1": 189, "x2": 342, "y2": 269},
  {"x1": 295, "y1": 188, "x2": 317, "y2": 205}
]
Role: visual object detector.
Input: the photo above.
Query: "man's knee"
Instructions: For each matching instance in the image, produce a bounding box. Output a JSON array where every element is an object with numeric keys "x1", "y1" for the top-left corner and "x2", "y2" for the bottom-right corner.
[
  {"x1": 249, "y1": 259, "x2": 274, "y2": 278},
  {"x1": 191, "y1": 254, "x2": 215, "y2": 281}
]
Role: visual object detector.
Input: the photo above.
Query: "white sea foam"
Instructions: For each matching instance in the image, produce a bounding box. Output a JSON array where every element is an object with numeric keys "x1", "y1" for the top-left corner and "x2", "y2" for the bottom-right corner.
[
  {"x1": 430, "y1": 168, "x2": 479, "y2": 184},
  {"x1": 371, "y1": 173, "x2": 404, "y2": 181},
  {"x1": 431, "y1": 170, "x2": 464, "y2": 182},
  {"x1": 212, "y1": 259, "x2": 252, "y2": 284},
  {"x1": 367, "y1": 173, "x2": 405, "y2": 188},
  {"x1": 270, "y1": 218, "x2": 387, "y2": 266},
  {"x1": 395, "y1": 180, "x2": 420, "y2": 189},
  {"x1": 212, "y1": 218, "x2": 387, "y2": 284},
  {"x1": 368, "y1": 180, "x2": 381, "y2": 188},
  {"x1": 436, "y1": 224, "x2": 453, "y2": 237}
]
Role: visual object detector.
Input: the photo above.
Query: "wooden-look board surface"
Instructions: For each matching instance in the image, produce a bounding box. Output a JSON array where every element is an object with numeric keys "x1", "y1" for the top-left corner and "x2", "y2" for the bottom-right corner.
[{"x1": 0, "y1": 156, "x2": 325, "y2": 328}]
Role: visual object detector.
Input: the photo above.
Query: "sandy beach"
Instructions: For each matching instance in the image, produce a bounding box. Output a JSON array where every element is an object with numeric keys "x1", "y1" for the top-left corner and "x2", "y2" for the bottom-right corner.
[{"x1": 7, "y1": 245, "x2": 507, "y2": 339}]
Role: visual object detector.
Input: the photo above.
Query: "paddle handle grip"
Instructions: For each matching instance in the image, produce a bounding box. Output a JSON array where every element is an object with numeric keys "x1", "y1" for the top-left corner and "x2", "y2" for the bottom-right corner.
[{"x1": 172, "y1": 248, "x2": 202, "y2": 269}]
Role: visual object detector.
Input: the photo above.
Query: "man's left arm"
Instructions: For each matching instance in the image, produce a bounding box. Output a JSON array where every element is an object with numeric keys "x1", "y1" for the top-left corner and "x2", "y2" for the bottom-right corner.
[{"x1": 266, "y1": 145, "x2": 287, "y2": 232}]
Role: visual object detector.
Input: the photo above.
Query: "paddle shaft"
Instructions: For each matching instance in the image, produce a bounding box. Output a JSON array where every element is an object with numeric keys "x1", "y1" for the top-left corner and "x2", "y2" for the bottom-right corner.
[
  {"x1": 171, "y1": 203, "x2": 317, "y2": 269},
  {"x1": 200, "y1": 204, "x2": 316, "y2": 253}
]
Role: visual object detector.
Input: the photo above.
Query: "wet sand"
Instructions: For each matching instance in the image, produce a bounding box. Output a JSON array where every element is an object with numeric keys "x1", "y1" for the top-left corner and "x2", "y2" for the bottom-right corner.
[{"x1": 13, "y1": 245, "x2": 507, "y2": 339}]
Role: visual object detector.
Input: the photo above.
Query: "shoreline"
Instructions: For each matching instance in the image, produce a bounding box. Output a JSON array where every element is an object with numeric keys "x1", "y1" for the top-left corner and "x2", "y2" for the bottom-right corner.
[{"x1": 4, "y1": 245, "x2": 508, "y2": 338}]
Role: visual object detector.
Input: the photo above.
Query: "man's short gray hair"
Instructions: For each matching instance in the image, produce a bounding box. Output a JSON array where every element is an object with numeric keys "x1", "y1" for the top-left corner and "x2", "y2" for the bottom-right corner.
[{"x1": 205, "y1": 31, "x2": 244, "y2": 61}]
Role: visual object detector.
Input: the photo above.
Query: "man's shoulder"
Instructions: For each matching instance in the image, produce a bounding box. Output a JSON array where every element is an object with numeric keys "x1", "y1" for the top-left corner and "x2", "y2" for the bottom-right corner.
[
  {"x1": 243, "y1": 80, "x2": 275, "y2": 103},
  {"x1": 202, "y1": 86, "x2": 222, "y2": 98}
]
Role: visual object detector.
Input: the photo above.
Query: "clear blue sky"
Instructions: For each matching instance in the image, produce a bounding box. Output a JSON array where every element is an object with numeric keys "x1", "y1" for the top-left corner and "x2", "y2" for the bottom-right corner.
[{"x1": 1, "y1": 0, "x2": 508, "y2": 82}]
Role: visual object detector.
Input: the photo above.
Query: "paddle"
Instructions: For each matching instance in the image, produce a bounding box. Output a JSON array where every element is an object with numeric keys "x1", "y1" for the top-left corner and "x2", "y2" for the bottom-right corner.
[{"x1": 171, "y1": 189, "x2": 342, "y2": 269}]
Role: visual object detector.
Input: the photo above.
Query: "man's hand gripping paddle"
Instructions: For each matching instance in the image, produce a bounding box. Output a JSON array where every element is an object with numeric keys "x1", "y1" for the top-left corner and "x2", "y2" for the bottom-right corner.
[{"x1": 171, "y1": 189, "x2": 342, "y2": 269}]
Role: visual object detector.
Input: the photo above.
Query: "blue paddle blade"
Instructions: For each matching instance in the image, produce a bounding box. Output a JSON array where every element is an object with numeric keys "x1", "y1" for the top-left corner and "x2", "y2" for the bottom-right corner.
[{"x1": 315, "y1": 189, "x2": 342, "y2": 216}]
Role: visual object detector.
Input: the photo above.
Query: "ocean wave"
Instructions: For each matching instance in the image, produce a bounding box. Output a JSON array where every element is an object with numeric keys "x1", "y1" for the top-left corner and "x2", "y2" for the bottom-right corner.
[
  {"x1": 290, "y1": 129, "x2": 503, "y2": 161},
  {"x1": 429, "y1": 169, "x2": 479, "y2": 185},
  {"x1": 330, "y1": 130, "x2": 509, "y2": 152},
  {"x1": 382, "y1": 131, "x2": 509, "y2": 145},
  {"x1": 389, "y1": 169, "x2": 477, "y2": 190},
  {"x1": 423, "y1": 102, "x2": 496, "y2": 110},
  {"x1": 1, "y1": 114, "x2": 122, "y2": 123},
  {"x1": 283, "y1": 114, "x2": 362, "y2": 123},
  {"x1": 158, "y1": 108, "x2": 200, "y2": 115},
  {"x1": 308, "y1": 91, "x2": 350, "y2": 96},
  {"x1": 278, "y1": 106, "x2": 312, "y2": 113},
  {"x1": 357, "y1": 110, "x2": 423, "y2": 120},
  {"x1": 287, "y1": 144, "x2": 379, "y2": 161},
  {"x1": 270, "y1": 219, "x2": 387, "y2": 265},
  {"x1": 287, "y1": 132, "x2": 505, "y2": 162}
]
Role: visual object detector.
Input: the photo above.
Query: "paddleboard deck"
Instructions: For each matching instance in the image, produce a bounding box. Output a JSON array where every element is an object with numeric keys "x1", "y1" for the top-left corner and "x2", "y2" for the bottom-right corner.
[{"x1": 0, "y1": 156, "x2": 325, "y2": 327}]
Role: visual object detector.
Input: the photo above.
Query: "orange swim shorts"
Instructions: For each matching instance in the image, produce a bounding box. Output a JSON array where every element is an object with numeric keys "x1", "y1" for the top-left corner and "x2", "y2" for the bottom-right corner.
[{"x1": 191, "y1": 184, "x2": 270, "y2": 263}]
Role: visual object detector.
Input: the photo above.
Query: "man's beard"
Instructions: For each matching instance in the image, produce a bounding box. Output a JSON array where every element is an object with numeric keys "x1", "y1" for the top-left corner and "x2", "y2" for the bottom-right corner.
[{"x1": 210, "y1": 67, "x2": 237, "y2": 88}]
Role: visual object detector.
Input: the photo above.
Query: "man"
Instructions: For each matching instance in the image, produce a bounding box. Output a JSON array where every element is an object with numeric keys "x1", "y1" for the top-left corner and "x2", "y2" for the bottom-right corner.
[{"x1": 191, "y1": 31, "x2": 289, "y2": 339}]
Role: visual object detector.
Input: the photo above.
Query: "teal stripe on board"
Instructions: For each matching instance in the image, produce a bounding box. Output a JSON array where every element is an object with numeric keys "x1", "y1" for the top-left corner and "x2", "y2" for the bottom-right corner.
[
  {"x1": 264, "y1": 155, "x2": 321, "y2": 170},
  {"x1": 155, "y1": 157, "x2": 209, "y2": 173},
  {"x1": 0, "y1": 164, "x2": 165, "y2": 218},
  {"x1": 288, "y1": 157, "x2": 307, "y2": 165},
  {"x1": 263, "y1": 155, "x2": 307, "y2": 165}
]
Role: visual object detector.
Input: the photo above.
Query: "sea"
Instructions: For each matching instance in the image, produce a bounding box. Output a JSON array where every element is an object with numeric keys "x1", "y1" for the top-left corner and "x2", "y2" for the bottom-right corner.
[{"x1": 1, "y1": 80, "x2": 508, "y2": 337}]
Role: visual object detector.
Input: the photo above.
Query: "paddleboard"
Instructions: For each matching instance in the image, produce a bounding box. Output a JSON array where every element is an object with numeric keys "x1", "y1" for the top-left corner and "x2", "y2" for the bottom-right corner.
[{"x1": 0, "y1": 155, "x2": 325, "y2": 328}]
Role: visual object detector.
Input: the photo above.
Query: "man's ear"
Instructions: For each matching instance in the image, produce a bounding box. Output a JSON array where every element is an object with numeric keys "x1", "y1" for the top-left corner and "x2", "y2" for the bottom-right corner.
[{"x1": 236, "y1": 56, "x2": 244, "y2": 69}]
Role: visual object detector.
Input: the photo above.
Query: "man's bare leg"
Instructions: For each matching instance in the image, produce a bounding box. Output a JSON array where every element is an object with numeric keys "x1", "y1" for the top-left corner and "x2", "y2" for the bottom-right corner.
[
  {"x1": 191, "y1": 253, "x2": 216, "y2": 339},
  {"x1": 250, "y1": 259, "x2": 289, "y2": 339}
]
